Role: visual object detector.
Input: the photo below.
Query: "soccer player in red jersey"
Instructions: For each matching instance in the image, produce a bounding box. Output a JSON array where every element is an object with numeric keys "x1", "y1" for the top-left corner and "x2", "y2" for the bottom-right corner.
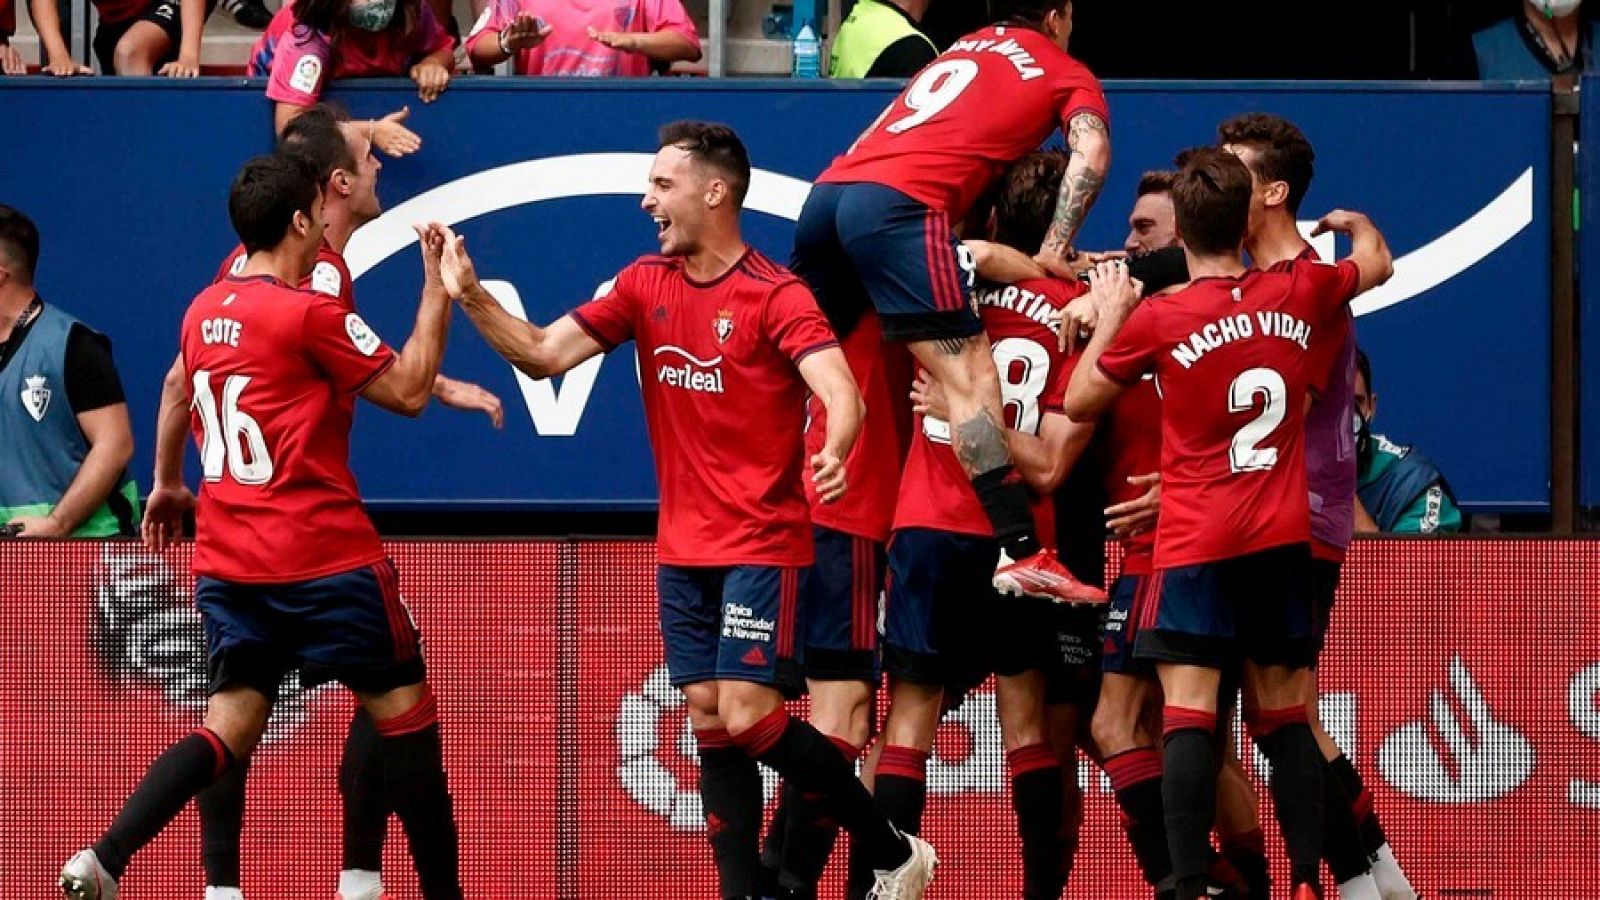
[
  {"x1": 1064, "y1": 149, "x2": 1392, "y2": 900},
  {"x1": 791, "y1": 0, "x2": 1111, "y2": 604},
  {"x1": 759, "y1": 308, "x2": 914, "y2": 899},
  {"x1": 184, "y1": 108, "x2": 503, "y2": 900},
  {"x1": 61, "y1": 154, "x2": 463, "y2": 899},
  {"x1": 1221, "y1": 112, "x2": 1416, "y2": 900},
  {"x1": 874, "y1": 150, "x2": 1102, "y2": 900},
  {"x1": 447, "y1": 121, "x2": 938, "y2": 900}
]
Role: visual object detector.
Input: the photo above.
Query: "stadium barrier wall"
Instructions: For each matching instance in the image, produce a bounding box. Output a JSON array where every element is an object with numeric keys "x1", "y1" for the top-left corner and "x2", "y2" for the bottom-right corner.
[
  {"x1": 1581, "y1": 74, "x2": 1599, "y2": 509},
  {"x1": 0, "y1": 79, "x2": 1555, "y2": 512},
  {"x1": 2, "y1": 538, "x2": 1596, "y2": 898}
]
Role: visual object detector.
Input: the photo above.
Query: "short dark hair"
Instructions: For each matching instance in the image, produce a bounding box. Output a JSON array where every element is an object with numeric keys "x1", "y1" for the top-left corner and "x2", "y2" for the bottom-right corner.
[
  {"x1": 993, "y1": 0, "x2": 1070, "y2": 29},
  {"x1": 1217, "y1": 112, "x2": 1316, "y2": 214},
  {"x1": 1135, "y1": 170, "x2": 1178, "y2": 198},
  {"x1": 228, "y1": 154, "x2": 322, "y2": 254},
  {"x1": 0, "y1": 205, "x2": 40, "y2": 282},
  {"x1": 1356, "y1": 347, "x2": 1373, "y2": 393},
  {"x1": 659, "y1": 120, "x2": 751, "y2": 206},
  {"x1": 994, "y1": 150, "x2": 1068, "y2": 253},
  {"x1": 279, "y1": 104, "x2": 357, "y2": 182},
  {"x1": 1171, "y1": 148, "x2": 1252, "y2": 256}
]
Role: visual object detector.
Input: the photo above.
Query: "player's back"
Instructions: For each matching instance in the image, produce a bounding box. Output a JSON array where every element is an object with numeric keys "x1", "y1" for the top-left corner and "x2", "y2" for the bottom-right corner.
[
  {"x1": 1096, "y1": 371, "x2": 1160, "y2": 573},
  {"x1": 180, "y1": 274, "x2": 391, "y2": 583},
  {"x1": 818, "y1": 24, "x2": 1106, "y2": 222},
  {"x1": 1099, "y1": 261, "x2": 1360, "y2": 568}
]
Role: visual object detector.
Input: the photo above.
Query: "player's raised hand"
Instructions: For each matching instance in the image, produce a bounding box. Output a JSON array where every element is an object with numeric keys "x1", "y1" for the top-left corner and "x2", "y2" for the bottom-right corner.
[
  {"x1": 811, "y1": 450, "x2": 848, "y2": 504},
  {"x1": 141, "y1": 484, "x2": 195, "y2": 551},
  {"x1": 1311, "y1": 208, "x2": 1372, "y2": 236},
  {"x1": 410, "y1": 60, "x2": 450, "y2": 104},
  {"x1": 1086, "y1": 258, "x2": 1141, "y2": 319},
  {"x1": 413, "y1": 223, "x2": 445, "y2": 288},
  {"x1": 1105, "y1": 472, "x2": 1160, "y2": 538},
  {"x1": 501, "y1": 14, "x2": 551, "y2": 52},
  {"x1": 1056, "y1": 294, "x2": 1098, "y2": 354},
  {"x1": 435, "y1": 376, "x2": 505, "y2": 429},
  {"x1": 910, "y1": 369, "x2": 949, "y2": 421},
  {"x1": 437, "y1": 224, "x2": 480, "y2": 299},
  {"x1": 372, "y1": 107, "x2": 422, "y2": 157}
]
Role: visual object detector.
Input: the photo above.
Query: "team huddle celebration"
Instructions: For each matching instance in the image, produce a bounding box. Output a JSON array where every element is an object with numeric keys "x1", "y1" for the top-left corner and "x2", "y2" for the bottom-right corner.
[{"x1": 27, "y1": 0, "x2": 1437, "y2": 898}]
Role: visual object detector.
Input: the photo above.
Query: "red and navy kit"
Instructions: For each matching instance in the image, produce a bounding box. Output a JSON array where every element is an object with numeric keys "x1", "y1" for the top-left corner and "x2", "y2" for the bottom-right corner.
[
  {"x1": 217, "y1": 241, "x2": 356, "y2": 311},
  {"x1": 1095, "y1": 373, "x2": 1161, "y2": 676},
  {"x1": 570, "y1": 249, "x2": 838, "y2": 690},
  {"x1": 180, "y1": 274, "x2": 422, "y2": 696},
  {"x1": 800, "y1": 311, "x2": 913, "y2": 683},
  {"x1": 885, "y1": 276, "x2": 1080, "y2": 684},
  {"x1": 1096, "y1": 261, "x2": 1363, "y2": 667},
  {"x1": 818, "y1": 25, "x2": 1108, "y2": 223}
]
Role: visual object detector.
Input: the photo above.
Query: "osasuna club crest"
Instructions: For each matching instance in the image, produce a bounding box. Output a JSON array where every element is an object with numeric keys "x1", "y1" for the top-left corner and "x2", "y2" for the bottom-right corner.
[
  {"x1": 713, "y1": 308, "x2": 735, "y2": 343},
  {"x1": 21, "y1": 374, "x2": 50, "y2": 422}
]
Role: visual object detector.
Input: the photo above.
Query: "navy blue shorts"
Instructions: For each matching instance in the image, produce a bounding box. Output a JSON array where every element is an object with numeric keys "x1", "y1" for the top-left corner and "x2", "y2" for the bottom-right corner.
[
  {"x1": 196, "y1": 558, "x2": 424, "y2": 703},
  {"x1": 791, "y1": 181, "x2": 982, "y2": 343},
  {"x1": 658, "y1": 564, "x2": 803, "y2": 696},
  {"x1": 1310, "y1": 558, "x2": 1341, "y2": 660},
  {"x1": 988, "y1": 593, "x2": 1104, "y2": 707},
  {"x1": 1133, "y1": 543, "x2": 1317, "y2": 670},
  {"x1": 883, "y1": 528, "x2": 999, "y2": 686},
  {"x1": 800, "y1": 526, "x2": 883, "y2": 684},
  {"x1": 1101, "y1": 573, "x2": 1156, "y2": 677}
]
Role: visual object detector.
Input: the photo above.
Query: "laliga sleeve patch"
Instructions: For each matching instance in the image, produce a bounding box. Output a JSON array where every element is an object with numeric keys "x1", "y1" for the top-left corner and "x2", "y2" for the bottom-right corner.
[
  {"x1": 345, "y1": 313, "x2": 382, "y2": 356},
  {"x1": 311, "y1": 261, "x2": 343, "y2": 298},
  {"x1": 289, "y1": 54, "x2": 324, "y2": 95}
]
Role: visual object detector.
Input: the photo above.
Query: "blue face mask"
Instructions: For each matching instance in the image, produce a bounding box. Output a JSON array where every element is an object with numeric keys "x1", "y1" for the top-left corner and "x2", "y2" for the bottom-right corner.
[{"x1": 348, "y1": 0, "x2": 397, "y2": 32}]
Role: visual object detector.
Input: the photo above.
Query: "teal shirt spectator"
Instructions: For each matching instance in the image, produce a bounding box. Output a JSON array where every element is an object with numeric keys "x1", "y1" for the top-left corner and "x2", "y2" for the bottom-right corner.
[{"x1": 1357, "y1": 433, "x2": 1463, "y2": 535}]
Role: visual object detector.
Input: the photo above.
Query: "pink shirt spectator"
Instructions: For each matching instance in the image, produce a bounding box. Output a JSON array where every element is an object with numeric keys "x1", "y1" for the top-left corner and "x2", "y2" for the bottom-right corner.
[
  {"x1": 250, "y1": 0, "x2": 454, "y2": 106},
  {"x1": 466, "y1": 0, "x2": 697, "y2": 76}
]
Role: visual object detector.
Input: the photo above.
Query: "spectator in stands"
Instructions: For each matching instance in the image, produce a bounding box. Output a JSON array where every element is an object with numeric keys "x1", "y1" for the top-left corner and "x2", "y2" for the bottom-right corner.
[
  {"x1": 0, "y1": 0, "x2": 24, "y2": 73},
  {"x1": 1472, "y1": 0, "x2": 1597, "y2": 88},
  {"x1": 0, "y1": 206, "x2": 140, "y2": 538},
  {"x1": 465, "y1": 0, "x2": 700, "y2": 76},
  {"x1": 251, "y1": 0, "x2": 454, "y2": 138},
  {"x1": 219, "y1": 0, "x2": 273, "y2": 31},
  {"x1": 1353, "y1": 349, "x2": 1463, "y2": 534},
  {"x1": 829, "y1": 0, "x2": 936, "y2": 78},
  {"x1": 28, "y1": 0, "x2": 209, "y2": 75}
]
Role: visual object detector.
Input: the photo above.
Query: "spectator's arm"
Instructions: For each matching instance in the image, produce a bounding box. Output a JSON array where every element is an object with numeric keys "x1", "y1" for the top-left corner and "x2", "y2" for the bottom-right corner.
[
  {"x1": 410, "y1": 44, "x2": 453, "y2": 102},
  {"x1": 862, "y1": 35, "x2": 936, "y2": 78},
  {"x1": 29, "y1": 0, "x2": 91, "y2": 75},
  {"x1": 8, "y1": 403, "x2": 134, "y2": 537},
  {"x1": 0, "y1": 43, "x2": 23, "y2": 75},
  {"x1": 1390, "y1": 484, "x2": 1463, "y2": 535},
  {"x1": 1038, "y1": 111, "x2": 1110, "y2": 275},
  {"x1": 587, "y1": 26, "x2": 700, "y2": 64},
  {"x1": 157, "y1": 0, "x2": 206, "y2": 76}
]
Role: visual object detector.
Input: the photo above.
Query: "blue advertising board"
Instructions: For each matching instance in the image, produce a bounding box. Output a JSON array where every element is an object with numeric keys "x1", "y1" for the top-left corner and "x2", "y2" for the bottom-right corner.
[
  {"x1": 0, "y1": 79, "x2": 1551, "y2": 510},
  {"x1": 1582, "y1": 74, "x2": 1599, "y2": 508}
]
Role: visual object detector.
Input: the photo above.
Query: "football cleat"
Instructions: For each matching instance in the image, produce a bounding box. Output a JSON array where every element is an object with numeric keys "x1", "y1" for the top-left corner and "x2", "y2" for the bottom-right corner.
[
  {"x1": 59, "y1": 849, "x2": 118, "y2": 900},
  {"x1": 866, "y1": 833, "x2": 937, "y2": 900},
  {"x1": 1292, "y1": 884, "x2": 1325, "y2": 900},
  {"x1": 993, "y1": 549, "x2": 1109, "y2": 604}
]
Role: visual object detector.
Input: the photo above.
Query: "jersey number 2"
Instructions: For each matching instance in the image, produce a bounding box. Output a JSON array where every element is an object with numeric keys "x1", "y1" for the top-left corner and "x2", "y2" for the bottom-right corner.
[
  {"x1": 1228, "y1": 367, "x2": 1286, "y2": 473},
  {"x1": 193, "y1": 370, "x2": 274, "y2": 485},
  {"x1": 886, "y1": 59, "x2": 980, "y2": 134}
]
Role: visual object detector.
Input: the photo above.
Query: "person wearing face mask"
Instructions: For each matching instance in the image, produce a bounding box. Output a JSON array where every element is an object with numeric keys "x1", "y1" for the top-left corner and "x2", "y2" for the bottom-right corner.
[
  {"x1": 1471, "y1": 0, "x2": 1596, "y2": 88},
  {"x1": 249, "y1": 0, "x2": 455, "y2": 146},
  {"x1": 1353, "y1": 349, "x2": 1462, "y2": 535}
]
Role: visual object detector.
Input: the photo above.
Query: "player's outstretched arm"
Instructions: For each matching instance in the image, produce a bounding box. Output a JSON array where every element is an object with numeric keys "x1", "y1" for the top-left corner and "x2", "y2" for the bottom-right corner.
[
  {"x1": 1063, "y1": 260, "x2": 1140, "y2": 422},
  {"x1": 965, "y1": 240, "x2": 1048, "y2": 285},
  {"x1": 798, "y1": 347, "x2": 864, "y2": 505},
  {"x1": 1312, "y1": 209, "x2": 1394, "y2": 296},
  {"x1": 1038, "y1": 111, "x2": 1110, "y2": 275},
  {"x1": 442, "y1": 225, "x2": 606, "y2": 379},
  {"x1": 361, "y1": 224, "x2": 452, "y2": 417}
]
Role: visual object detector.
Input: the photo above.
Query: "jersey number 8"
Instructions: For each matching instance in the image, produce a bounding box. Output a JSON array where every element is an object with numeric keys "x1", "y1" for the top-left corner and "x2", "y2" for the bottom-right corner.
[{"x1": 924, "y1": 337, "x2": 1051, "y2": 444}]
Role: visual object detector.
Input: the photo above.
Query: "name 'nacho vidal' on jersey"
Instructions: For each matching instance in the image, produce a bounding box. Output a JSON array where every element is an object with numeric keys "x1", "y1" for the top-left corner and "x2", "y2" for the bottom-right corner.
[{"x1": 1094, "y1": 261, "x2": 1362, "y2": 570}]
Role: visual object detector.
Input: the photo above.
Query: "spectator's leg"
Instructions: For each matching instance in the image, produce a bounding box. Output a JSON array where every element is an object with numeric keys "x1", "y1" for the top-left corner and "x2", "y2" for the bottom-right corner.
[{"x1": 111, "y1": 21, "x2": 171, "y2": 74}]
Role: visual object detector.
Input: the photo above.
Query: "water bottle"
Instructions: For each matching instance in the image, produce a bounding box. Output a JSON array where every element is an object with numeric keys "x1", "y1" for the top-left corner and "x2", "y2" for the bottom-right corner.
[{"x1": 792, "y1": 20, "x2": 821, "y2": 79}]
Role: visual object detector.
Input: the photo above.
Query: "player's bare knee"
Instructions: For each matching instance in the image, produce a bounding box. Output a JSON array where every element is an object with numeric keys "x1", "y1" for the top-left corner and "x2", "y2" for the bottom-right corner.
[
  {"x1": 356, "y1": 681, "x2": 430, "y2": 723},
  {"x1": 714, "y1": 681, "x2": 783, "y2": 737},
  {"x1": 680, "y1": 681, "x2": 721, "y2": 728},
  {"x1": 1090, "y1": 699, "x2": 1139, "y2": 756},
  {"x1": 204, "y1": 688, "x2": 271, "y2": 759},
  {"x1": 807, "y1": 680, "x2": 872, "y2": 747}
]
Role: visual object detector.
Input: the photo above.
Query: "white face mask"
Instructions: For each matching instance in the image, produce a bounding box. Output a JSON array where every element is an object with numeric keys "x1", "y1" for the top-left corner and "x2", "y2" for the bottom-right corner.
[{"x1": 1533, "y1": 0, "x2": 1582, "y2": 19}]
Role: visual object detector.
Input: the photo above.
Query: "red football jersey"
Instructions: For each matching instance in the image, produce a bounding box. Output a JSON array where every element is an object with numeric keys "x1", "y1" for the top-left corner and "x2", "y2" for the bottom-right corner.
[
  {"x1": 181, "y1": 274, "x2": 396, "y2": 582},
  {"x1": 805, "y1": 311, "x2": 914, "y2": 543},
  {"x1": 818, "y1": 25, "x2": 1108, "y2": 222},
  {"x1": 1096, "y1": 262, "x2": 1362, "y2": 569},
  {"x1": 893, "y1": 277, "x2": 1083, "y2": 542},
  {"x1": 571, "y1": 250, "x2": 839, "y2": 567},
  {"x1": 217, "y1": 241, "x2": 356, "y2": 311},
  {"x1": 1095, "y1": 373, "x2": 1161, "y2": 575}
]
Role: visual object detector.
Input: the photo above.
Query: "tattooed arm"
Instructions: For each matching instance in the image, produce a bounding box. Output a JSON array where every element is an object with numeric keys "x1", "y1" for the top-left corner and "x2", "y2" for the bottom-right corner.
[{"x1": 1038, "y1": 111, "x2": 1110, "y2": 276}]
